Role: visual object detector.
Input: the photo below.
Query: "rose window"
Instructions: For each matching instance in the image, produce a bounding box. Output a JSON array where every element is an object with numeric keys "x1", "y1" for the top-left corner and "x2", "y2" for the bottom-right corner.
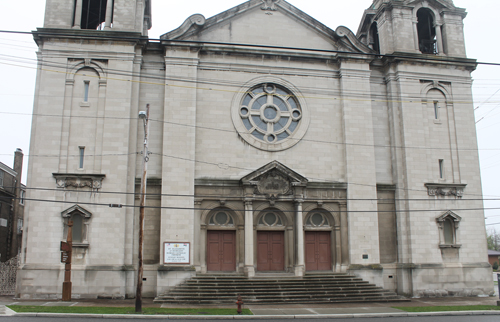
[{"x1": 239, "y1": 84, "x2": 302, "y2": 144}]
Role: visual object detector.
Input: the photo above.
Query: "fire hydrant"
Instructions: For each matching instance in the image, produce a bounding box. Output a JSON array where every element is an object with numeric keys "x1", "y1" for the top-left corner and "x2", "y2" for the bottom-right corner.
[{"x1": 236, "y1": 294, "x2": 243, "y2": 315}]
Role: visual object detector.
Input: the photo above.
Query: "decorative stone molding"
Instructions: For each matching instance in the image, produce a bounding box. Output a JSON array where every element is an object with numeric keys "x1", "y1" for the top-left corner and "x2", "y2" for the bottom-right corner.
[
  {"x1": 261, "y1": 0, "x2": 280, "y2": 11},
  {"x1": 425, "y1": 183, "x2": 466, "y2": 198},
  {"x1": 256, "y1": 170, "x2": 291, "y2": 198},
  {"x1": 241, "y1": 161, "x2": 308, "y2": 199},
  {"x1": 53, "y1": 173, "x2": 105, "y2": 190}
]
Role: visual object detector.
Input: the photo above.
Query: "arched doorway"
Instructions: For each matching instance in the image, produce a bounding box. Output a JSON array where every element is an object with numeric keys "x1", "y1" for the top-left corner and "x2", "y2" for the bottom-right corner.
[
  {"x1": 206, "y1": 209, "x2": 237, "y2": 272},
  {"x1": 304, "y1": 210, "x2": 334, "y2": 271}
]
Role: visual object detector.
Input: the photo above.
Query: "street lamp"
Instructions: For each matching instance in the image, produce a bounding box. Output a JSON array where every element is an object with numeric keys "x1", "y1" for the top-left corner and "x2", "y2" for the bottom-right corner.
[{"x1": 135, "y1": 104, "x2": 150, "y2": 313}]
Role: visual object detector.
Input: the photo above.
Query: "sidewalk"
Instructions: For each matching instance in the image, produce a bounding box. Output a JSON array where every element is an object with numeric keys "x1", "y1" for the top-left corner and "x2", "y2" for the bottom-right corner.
[{"x1": 1, "y1": 295, "x2": 499, "y2": 319}]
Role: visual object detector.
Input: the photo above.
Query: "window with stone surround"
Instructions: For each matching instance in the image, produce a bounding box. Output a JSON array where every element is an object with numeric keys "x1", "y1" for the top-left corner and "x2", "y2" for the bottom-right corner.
[
  {"x1": 62, "y1": 205, "x2": 92, "y2": 246},
  {"x1": 436, "y1": 210, "x2": 461, "y2": 248}
]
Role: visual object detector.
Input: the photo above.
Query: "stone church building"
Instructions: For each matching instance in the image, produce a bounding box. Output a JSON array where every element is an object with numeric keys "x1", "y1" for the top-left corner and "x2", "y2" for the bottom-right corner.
[{"x1": 18, "y1": 0, "x2": 493, "y2": 299}]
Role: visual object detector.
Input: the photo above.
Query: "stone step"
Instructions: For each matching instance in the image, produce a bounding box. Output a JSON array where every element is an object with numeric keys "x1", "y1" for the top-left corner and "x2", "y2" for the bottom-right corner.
[
  {"x1": 171, "y1": 285, "x2": 381, "y2": 293},
  {"x1": 183, "y1": 279, "x2": 367, "y2": 285},
  {"x1": 154, "y1": 273, "x2": 409, "y2": 304}
]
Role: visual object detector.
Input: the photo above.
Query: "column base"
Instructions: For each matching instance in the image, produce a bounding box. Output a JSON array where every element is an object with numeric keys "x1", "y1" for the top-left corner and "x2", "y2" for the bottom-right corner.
[
  {"x1": 294, "y1": 265, "x2": 304, "y2": 277},
  {"x1": 244, "y1": 266, "x2": 255, "y2": 278}
]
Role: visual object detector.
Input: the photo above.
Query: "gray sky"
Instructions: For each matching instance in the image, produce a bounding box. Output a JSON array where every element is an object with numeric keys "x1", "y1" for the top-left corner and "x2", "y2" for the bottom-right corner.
[{"x1": 0, "y1": 0, "x2": 499, "y2": 229}]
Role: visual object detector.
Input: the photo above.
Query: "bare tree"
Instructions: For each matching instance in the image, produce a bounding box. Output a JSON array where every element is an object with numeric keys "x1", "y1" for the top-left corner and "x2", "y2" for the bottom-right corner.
[{"x1": 487, "y1": 228, "x2": 500, "y2": 251}]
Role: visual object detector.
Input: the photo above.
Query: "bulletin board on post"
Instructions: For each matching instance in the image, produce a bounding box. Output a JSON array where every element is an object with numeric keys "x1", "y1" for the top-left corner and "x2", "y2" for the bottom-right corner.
[{"x1": 163, "y1": 242, "x2": 190, "y2": 264}]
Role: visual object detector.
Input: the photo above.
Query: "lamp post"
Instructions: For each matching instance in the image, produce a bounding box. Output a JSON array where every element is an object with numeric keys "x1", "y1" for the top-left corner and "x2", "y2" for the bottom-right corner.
[{"x1": 135, "y1": 104, "x2": 150, "y2": 313}]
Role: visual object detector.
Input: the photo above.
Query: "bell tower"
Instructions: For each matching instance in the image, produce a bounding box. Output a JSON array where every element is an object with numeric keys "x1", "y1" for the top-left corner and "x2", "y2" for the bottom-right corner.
[
  {"x1": 357, "y1": 0, "x2": 467, "y2": 57},
  {"x1": 43, "y1": 0, "x2": 151, "y2": 35}
]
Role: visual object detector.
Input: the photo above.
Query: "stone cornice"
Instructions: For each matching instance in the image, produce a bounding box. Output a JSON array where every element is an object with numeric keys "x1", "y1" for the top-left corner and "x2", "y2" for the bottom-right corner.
[
  {"x1": 53, "y1": 173, "x2": 105, "y2": 190},
  {"x1": 425, "y1": 183, "x2": 467, "y2": 198}
]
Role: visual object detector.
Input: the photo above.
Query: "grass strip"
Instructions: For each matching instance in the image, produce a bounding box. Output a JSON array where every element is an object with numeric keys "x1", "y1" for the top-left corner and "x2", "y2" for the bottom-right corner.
[
  {"x1": 394, "y1": 305, "x2": 500, "y2": 313},
  {"x1": 7, "y1": 305, "x2": 253, "y2": 315}
]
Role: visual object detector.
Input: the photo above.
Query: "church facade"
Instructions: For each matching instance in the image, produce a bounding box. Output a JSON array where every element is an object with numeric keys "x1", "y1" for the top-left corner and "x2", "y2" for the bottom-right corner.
[{"x1": 18, "y1": 0, "x2": 494, "y2": 299}]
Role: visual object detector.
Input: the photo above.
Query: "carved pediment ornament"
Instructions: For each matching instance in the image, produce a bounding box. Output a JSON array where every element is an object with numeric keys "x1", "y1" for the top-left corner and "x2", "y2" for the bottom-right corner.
[
  {"x1": 255, "y1": 169, "x2": 292, "y2": 198},
  {"x1": 53, "y1": 173, "x2": 105, "y2": 191},
  {"x1": 261, "y1": 0, "x2": 280, "y2": 11},
  {"x1": 425, "y1": 183, "x2": 466, "y2": 199}
]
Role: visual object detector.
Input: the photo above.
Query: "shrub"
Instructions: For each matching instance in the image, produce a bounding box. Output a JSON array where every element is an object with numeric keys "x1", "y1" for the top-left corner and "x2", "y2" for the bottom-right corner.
[{"x1": 493, "y1": 261, "x2": 499, "y2": 271}]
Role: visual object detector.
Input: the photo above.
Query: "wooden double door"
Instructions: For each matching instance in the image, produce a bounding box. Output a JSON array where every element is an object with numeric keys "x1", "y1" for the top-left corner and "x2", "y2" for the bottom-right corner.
[
  {"x1": 305, "y1": 231, "x2": 332, "y2": 271},
  {"x1": 257, "y1": 231, "x2": 285, "y2": 271},
  {"x1": 207, "y1": 230, "x2": 236, "y2": 271}
]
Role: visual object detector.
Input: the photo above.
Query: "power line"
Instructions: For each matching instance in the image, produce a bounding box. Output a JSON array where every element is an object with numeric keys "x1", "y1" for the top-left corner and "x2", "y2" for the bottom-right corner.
[
  {"x1": 1, "y1": 28, "x2": 499, "y2": 67},
  {"x1": 3, "y1": 185, "x2": 500, "y2": 202},
  {"x1": 1, "y1": 195, "x2": 497, "y2": 214},
  {"x1": 1, "y1": 110, "x2": 500, "y2": 152}
]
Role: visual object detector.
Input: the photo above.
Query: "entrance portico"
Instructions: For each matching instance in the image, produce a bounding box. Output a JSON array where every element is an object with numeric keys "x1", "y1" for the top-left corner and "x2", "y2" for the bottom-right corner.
[{"x1": 195, "y1": 161, "x2": 348, "y2": 277}]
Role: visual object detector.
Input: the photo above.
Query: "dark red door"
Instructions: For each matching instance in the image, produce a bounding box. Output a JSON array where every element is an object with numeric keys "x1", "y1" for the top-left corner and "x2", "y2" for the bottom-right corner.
[
  {"x1": 207, "y1": 231, "x2": 236, "y2": 271},
  {"x1": 257, "y1": 231, "x2": 284, "y2": 271},
  {"x1": 305, "y1": 231, "x2": 332, "y2": 271}
]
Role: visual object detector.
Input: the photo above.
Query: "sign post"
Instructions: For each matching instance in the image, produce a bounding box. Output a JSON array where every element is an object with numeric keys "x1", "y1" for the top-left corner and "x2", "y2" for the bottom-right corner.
[{"x1": 61, "y1": 220, "x2": 73, "y2": 301}]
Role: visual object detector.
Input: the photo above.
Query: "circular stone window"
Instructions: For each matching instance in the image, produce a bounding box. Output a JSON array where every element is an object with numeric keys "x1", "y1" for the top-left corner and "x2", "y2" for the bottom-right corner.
[{"x1": 232, "y1": 81, "x2": 309, "y2": 151}]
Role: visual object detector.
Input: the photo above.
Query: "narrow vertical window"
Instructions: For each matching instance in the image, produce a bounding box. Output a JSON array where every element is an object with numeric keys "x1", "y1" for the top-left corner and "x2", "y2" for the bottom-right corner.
[
  {"x1": 71, "y1": 214, "x2": 83, "y2": 243},
  {"x1": 79, "y1": 147, "x2": 85, "y2": 169},
  {"x1": 434, "y1": 101, "x2": 439, "y2": 119},
  {"x1": 439, "y1": 159, "x2": 444, "y2": 179},
  {"x1": 443, "y1": 218, "x2": 454, "y2": 244},
  {"x1": 83, "y1": 81, "x2": 90, "y2": 102},
  {"x1": 0, "y1": 170, "x2": 3, "y2": 187}
]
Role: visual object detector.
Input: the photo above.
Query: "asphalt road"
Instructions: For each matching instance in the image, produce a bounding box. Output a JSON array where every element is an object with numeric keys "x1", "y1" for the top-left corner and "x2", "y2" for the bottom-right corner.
[{"x1": 1, "y1": 316, "x2": 500, "y2": 322}]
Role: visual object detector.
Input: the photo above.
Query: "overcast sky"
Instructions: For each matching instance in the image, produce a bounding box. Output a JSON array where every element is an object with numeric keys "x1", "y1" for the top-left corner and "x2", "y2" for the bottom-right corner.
[{"x1": 0, "y1": 0, "x2": 499, "y2": 229}]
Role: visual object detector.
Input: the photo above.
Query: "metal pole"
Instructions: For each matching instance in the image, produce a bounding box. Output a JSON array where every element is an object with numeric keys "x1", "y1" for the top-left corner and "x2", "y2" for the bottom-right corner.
[
  {"x1": 62, "y1": 221, "x2": 73, "y2": 301},
  {"x1": 135, "y1": 104, "x2": 150, "y2": 313}
]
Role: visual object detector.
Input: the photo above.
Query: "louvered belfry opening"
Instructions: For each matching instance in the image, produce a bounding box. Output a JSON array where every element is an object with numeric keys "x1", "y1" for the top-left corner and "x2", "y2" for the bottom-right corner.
[
  {"x1": 80, "y1": 0, "x2": 108, "y2": 30},
  {"x1": 417, "y1": 8, "x2": 437, "y2": 54}
]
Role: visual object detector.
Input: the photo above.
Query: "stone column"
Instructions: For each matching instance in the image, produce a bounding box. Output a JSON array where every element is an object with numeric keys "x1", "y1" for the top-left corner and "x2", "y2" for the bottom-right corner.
[
  {"x1": 412, "y1": 21, "x2": 419, "y2": 52},
  {"x1": 73, "y1": 0, "x2": 83, "y2": 29},
  {"x1": 244, "y1": 200, "x2": 255, "y2": 277},
  {"x1": 294, "y1": 199, "x2": 305, "y2": 276},
  {"x1": 104, "y1": 0, "x2": 114, "y2": 29},
  {"x1": 435, "y1": 24, "x2": 444, "y2": 55}
]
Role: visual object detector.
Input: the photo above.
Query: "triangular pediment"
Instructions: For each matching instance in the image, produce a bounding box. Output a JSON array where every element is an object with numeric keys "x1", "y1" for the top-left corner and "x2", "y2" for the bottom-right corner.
[
  {"x1": 161, "y1": 0, "x2": 371, "y2": 54},
  {"x1": 241, "y1": 160, "x2": 308, "y2": 195},
  {"x1": 436, "y1": 210, "x2": 462, "y2": 223}
]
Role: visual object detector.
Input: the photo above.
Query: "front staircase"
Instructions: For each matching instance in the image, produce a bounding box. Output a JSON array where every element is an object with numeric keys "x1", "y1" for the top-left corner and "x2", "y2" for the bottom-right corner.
[{"x1": 154, "y1": 274, "x2": 409, "y2": 304}]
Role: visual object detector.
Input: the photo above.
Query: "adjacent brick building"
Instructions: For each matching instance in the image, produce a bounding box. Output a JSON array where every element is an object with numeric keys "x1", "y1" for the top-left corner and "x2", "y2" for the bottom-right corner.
[
  {"x1": 0, "y1": 149, "x2": 25, "y2": 262},
  {"x1": 19, "y1": 0, "x2": 493, "y2": 299}
]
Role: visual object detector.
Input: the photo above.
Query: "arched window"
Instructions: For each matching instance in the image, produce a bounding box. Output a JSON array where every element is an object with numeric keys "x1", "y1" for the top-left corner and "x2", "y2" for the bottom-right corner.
[
  {"x1": 417, "y1": 8, "x2": 437, "y2": 54},
  {"x1": 208, "y1": 210, "x2": 235, "y2": 227},
  {"x1": 258, "y1": 211, "x2": 283, "y2": 227},
  {"x1": 305, "y1": 211, "x2": 331, "y2": 228}
]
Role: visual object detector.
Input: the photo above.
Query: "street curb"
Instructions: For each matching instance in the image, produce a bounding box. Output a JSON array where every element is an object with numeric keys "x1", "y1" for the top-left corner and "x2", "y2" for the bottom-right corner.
[{"x1": 8, "y1": 310, "x2": 500, "y2": 319}]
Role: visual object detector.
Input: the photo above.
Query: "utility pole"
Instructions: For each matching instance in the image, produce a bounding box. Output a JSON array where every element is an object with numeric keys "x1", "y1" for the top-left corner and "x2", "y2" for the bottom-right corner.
[{"x1": 135, "y1": 104, "x2": 150, "y2": 313}]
